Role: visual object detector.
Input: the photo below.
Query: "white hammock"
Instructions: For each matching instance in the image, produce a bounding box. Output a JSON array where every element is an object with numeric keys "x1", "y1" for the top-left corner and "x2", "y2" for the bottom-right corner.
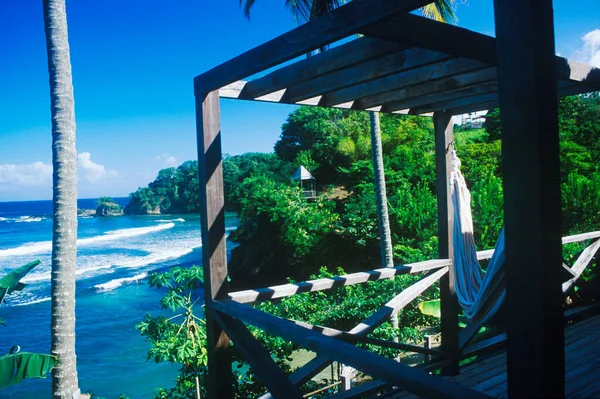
[
  {"x1": 450, "y1": 149, "x2": 506, "y2": 324},
  {"x1": 450, "y1": 149, "x2": 600, "y2": 325}
]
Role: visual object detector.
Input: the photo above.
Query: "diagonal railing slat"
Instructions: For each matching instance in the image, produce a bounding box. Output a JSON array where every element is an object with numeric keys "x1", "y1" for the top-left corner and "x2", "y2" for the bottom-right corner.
[
  {"x1": 211, "y1": 299, "x2": 491, "y2": 399},
  {"x1": 212, "y1": 312, "x2": 304, "y2": 399}
]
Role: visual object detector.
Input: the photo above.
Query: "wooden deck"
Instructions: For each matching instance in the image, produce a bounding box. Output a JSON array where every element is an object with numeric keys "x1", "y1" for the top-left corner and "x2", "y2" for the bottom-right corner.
[{"x1": 380, "y1": 315, "x2": 600, "y2": 398}]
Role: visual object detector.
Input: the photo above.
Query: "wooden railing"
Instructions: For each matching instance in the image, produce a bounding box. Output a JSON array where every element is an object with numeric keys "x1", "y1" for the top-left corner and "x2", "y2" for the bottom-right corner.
[{"x1": 213, "y1": 231, "x2": 600, "y2": 399}]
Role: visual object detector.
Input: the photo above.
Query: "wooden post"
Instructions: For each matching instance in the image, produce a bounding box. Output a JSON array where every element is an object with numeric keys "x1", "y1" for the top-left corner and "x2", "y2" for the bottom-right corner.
[
  {"x1": 493, "y1": 0, "x2": 565, "y2": 397},
  {"x1": 195, "y1": 89, "x2": 232, "y2": 399},
  {"x1": 424, "y1": 335, "x2": 432, "y2": 363},
  {"x1": 434, "y1": 111, "x2": 459, "y2": 375}
]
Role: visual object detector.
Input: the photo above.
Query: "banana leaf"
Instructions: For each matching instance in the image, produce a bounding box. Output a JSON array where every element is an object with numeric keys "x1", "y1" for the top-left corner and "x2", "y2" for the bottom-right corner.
[
  {"x1": 0, "y1": 351, "x2": 57, "y2": 389},
  {"x1": 0, "y1": 260, "x2": 41, "y2": 304},
  {"x1": 418, "y1": 299, "x2": 441, "y2": 318},
  {"x1": 418, "y1": 299, "x2": 475, "y2": 328}
]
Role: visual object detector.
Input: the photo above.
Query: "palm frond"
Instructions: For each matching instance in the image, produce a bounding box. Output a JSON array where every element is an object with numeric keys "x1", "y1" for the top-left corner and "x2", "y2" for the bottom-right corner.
[
  {"x1": 239, "y1": 0, "x2": 257, "y2": 19},
  {"x1": 285, "y1": 0, "x2": 346, "y2": 24},
  {"x1": 285, "y1": 0, "x2": 313, "y2": 23},
  {"x1": 420, "y1": 0, "x2": 458, "y2": 24}
]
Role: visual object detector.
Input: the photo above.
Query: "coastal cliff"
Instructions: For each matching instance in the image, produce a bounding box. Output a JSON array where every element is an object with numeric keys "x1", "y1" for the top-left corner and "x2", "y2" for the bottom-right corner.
[{"x1": 124, "y1": 161, "x2": 200, "y2": 215}]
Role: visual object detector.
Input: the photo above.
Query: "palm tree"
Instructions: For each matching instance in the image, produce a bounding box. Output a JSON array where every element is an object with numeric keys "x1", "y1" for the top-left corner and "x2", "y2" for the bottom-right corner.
[
  {"x1": 369, "y1": 111, "x2": 394, "y2": 268},
  {"x1": 241, "y1": 0, "x2": 458, "y2": 25},
  {"x1": 42, "y1": 1, "x2": 80, "y2": 397},
  {"x1": 241, "y1": 0, "x2": 458, "y2": 269}
]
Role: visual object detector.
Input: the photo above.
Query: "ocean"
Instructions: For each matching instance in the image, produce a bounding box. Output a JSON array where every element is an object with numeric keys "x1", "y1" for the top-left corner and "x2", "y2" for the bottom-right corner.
[{"x1": 0, "y1": 198, "x2": 238, "y2": 398}]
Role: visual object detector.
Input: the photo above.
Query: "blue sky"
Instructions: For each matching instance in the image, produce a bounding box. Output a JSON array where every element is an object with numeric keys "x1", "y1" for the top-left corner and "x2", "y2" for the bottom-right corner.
[{"x1": 1, "y1": 1, "x2": 598, "y2": 201}]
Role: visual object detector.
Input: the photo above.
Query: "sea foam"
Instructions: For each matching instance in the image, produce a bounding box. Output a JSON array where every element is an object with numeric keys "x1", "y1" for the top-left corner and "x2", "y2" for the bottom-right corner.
[
  {"x1": 0, "y1": 223, "x2": 175, "y2": 258},
  {"x1": 15, "y1": 216, "x2": 44, "y2": 223},
  {"x1": 94, "y1": 272, "x2": 148, "y2": 292},
  {"x1": 155, "y1": 218, "x2": 185, "y2": 223}
]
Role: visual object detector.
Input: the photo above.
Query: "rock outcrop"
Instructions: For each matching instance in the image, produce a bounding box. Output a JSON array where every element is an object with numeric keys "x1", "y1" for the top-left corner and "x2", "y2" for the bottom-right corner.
[{"x1": 96, "y1": 198, "x2": 124, "y2": 217}]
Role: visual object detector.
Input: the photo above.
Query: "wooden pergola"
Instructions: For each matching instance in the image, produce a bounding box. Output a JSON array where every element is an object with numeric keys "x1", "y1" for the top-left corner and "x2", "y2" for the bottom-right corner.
[{"x1": 193, "y1": 1, "x2": 600, "y2": 398}]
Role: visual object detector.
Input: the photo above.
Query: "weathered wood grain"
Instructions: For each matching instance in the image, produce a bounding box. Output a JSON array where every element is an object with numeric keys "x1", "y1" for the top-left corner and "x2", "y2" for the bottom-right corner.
[{"x1": 195, "y1": 90, "x2": 232, "y2": 399}]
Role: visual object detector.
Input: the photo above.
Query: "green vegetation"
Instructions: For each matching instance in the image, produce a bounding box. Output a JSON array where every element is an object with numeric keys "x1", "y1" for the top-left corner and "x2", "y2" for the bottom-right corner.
[
  {"x1": 0, "y1": 260, "x2": 57, "y2": 389},
  {"x1": 125, "y1": 161, "x2": 200, "y2": 215},
  {"x1": 136, "y1": 94, "x2": 600, "y2": 398},
  {"x1": 1, "y1": 260, "x2": 42, "y2": 323},
  {"x1": 140, "y1": 266, "x2": 438, "y2": 398},
  {"x1": 136, "y1": 267, "x2": 209, "y2": 399},
  {"x1": 95, "y1": 197, "x2": 123, "y2": 217}
]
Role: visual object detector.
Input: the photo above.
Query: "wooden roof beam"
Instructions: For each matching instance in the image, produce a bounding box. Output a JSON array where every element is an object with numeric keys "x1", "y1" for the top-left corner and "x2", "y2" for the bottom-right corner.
[
  {"x1": 424, "y1": 81, "x2": 595, "y2": 117},
  {"x1": 443, "y1": 100, "x2": 498, "y2": 116},
  {"x1": 360, "y1": 13, "x2": 497, "y2": 64},
  {"x1": 357, "y1": 67, "x2": 497, "y2": 110},
  {"x1": 361, "y1": 14, "x2": 600, "y2": 89},
  {"x1": 282, "y1": 48, "x2": 452, "y2": 103},
  {"x1": 557, "y1": 58, "x2": 600, "y2": 88},
  {"x1": 239, "y1": 37, "x2": 409, "y2": 100},
  {"x1": 194, "y1": 0, "x2": 437, "y2": 94},
  {"x1": 404, "y1": 79, "x2": 589, "y2": 116},
  {"x1": 409, "y1": 92, "x2": 498, "y2": 115},
  {"x1": 383, "y1": 82, "x2": 498, "y2": 113},
  {"x1": 323, "y1": 58, "x2": 490, "y2": 108}
]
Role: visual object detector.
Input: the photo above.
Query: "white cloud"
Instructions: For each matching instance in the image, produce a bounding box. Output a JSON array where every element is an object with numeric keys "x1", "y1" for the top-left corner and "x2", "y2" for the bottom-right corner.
[
  {"x1": 0, "y1": 153, "x2": 123, "y2": 200},
  {"x1": 155, "y1": 152, "x2": 178, "y2": 166},
  {"x1": 0, "y1": 161, "x2": 52, "y2": 187},
  {"x1": 77, "y1": 152, "x2": 116, "y2": 182},
  {"x1": 580, "y1": 29, "x2": 600, "y2": 67}
]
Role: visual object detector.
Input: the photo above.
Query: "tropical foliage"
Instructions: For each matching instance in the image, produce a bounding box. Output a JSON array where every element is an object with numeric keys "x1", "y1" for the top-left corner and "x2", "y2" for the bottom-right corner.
[
  {"x1": 136, "y1": 93, "x2": 600, "y2": 398},
  {"x1": 0, "y1": 349, "x2": 57, "y2": 390},
  {"x1": 125, "y1": 161, "x2": 200, "y2": 215},
  {"x1": 95, "y1": 197, "x2": 123, "y2": 216},
  {"x1": 0, "y1": 261, "x2": 57, "y2": 389}
]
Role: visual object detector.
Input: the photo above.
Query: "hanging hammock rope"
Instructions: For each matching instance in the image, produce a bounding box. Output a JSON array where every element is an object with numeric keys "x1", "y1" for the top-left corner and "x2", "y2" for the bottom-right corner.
[
  {"x1": 449, "y1": 148, "x2": 600, "y2": 327},
  {"x1": 449, "y1": 149, "x2": 506, "y2": 325}
]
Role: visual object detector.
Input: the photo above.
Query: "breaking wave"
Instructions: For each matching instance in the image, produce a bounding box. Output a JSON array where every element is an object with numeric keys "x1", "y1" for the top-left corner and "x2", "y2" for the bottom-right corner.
[
  {"x1": 0, "y1": 223, "x2": 175, "y2": 258},
  {"x1": 94, "y1": 273, "x2": 148, "y2": 292}
]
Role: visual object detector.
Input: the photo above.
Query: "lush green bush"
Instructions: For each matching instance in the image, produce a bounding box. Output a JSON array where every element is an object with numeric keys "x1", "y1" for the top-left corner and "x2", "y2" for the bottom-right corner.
[
  {"x1": 138, "y1": 266, "x2": 438, "y2": 399},
  {"x1": 229, "y1": 175, "x2": 339, "y2": 287},
  {"x1": 125, "y1": 161, "x2": 200, "y2": 215}
]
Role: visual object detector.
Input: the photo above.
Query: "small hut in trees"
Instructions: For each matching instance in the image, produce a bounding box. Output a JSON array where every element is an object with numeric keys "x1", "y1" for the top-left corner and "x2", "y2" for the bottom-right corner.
[{"x1": 292, "y1": 166, "x2": 316, "y2": 199}]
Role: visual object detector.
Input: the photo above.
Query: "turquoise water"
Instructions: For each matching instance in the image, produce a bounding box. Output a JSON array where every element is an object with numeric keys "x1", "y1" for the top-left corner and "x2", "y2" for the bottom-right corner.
[{"x1": 0, "y1": 199, "x2": 238, "y2": 398}]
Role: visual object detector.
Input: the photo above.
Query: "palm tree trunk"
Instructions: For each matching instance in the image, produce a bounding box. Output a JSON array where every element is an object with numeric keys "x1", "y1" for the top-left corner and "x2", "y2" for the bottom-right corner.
[
  {"x1": 43, "y1": 1, "x2": 80, "y2": 397},
  {"x1": 369, "y1": 111, "x2": 394, "y2": 268}
]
